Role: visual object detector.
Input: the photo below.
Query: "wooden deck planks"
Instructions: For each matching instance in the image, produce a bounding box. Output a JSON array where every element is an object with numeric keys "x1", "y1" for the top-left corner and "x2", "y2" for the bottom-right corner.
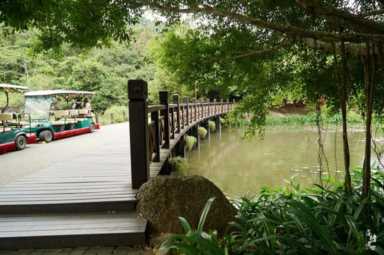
[{"x1": 0, "y1": 213, "x2": 147, "y2": 249}]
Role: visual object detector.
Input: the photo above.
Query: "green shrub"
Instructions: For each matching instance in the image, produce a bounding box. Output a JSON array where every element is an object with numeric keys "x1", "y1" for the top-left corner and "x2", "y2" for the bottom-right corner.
[
  {"x1": 159, "y1": 170, "x2": 384, "y2": 255},
  {"x1": 229, "y1": 171, "x2": 384, "y2": 255},
  {"x1": 169, "y1": 156, "x2": 188, "y2": 175},
  {"x1": 98, "y1": 105, "x2": 128, "y2": 125},
  {"x1": 185, "y1": 135, "x2": 197, "y2": 151},
  {"x1": 198, "y1": 126, "x2": 208, "y2": 139},
  {"x1": 160, "y1": 197, "x2": 228, "y2": 255},
  {"x1": 208, "y1": 120, "x2": 216, "y2": 132}
]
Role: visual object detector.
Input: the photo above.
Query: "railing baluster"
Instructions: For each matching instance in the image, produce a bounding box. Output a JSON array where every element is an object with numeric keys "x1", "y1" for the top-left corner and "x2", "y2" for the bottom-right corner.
[
  {"x1": 170, "y1": 107, "x2": 175, "y2": 138},
  {"x1": 184, "y1": 97, "x2": 189, "y2": 126},
  {"x1": 181, "y1": 103, "x2": 185, "y2": 128},
  {"x1": 221, "y1": 99, "x2": 224, "y2": 113},
  {"x1": 173, "y1": 94, "x2": 181, "y2": 133},
  {"x1": 151, "y1": 110, "x2": 161, "y2": 162},
  {"x1": 159, "y1": 91, "x2": 170, "y2": 149},
  {"x1": 207, "y1": 100, "x2": 210, "y2": 117}
]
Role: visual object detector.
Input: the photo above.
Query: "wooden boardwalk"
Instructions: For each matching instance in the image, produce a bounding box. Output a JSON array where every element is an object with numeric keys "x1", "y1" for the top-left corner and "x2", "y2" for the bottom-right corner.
[
  {"x1": 0, "y1": 81, "x2": 233, "y2": 249},
  {"x1": 0, "y1": 123, "x2": 151, "y2": 249}
]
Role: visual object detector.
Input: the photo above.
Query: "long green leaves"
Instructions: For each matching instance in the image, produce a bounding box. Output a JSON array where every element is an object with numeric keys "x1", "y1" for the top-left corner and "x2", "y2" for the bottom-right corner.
[
  {"x1": 230, "y1": 171, "x2": 384, "y2": 254},
  {"x1": 160, "y1": 197, "x2": 227, "y2": 255}
]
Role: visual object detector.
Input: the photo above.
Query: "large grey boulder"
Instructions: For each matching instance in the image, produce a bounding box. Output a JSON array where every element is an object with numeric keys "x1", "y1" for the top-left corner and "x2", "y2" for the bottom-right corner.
[{"x1": 136, "y1": 175, "x2": 236, "y2": 235}]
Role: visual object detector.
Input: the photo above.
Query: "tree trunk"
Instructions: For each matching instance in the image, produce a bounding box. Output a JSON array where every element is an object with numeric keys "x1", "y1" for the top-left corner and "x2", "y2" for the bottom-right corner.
[
  {"x1": 341, "y1": 94, "x2": 352, "y2": 193},
  {"x1": 315, "y1": 99, "x2": 330, "y2": 186},
  {"x1": 339, "y1": 42, "x2": 352, "y2": 194},
  {"x1": 362, "y1": 43, "x2": 375, "y2": 197},
  {"x1": 316, "y1": 100, "x2": 324, "y2": 186}
]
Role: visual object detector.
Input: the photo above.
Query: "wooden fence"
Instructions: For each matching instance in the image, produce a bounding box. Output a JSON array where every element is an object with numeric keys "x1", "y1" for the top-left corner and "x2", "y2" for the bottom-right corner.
[{"x1": 128, "y1": 79, "x2": 233, "y2": 189}]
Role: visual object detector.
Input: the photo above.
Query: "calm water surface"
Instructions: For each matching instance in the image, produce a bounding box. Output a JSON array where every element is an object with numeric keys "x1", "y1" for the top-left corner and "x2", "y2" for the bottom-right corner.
[{"x1": 185, "y1": 127, "x2": 367, "y2": 197}]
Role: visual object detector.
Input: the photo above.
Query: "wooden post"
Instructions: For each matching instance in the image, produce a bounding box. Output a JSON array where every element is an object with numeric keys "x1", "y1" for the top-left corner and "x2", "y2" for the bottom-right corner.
[
  {"x1": 207, "y1": 99, "x2": 210, "y2": 117},
  {"x1": 128, "y1": 80, "x2": 149, "y2": 189},
  {"x1": 173, "y1": 94, "x2": 181, "y2": 133},
  {"x1": 226, "y1": 99, "x2": 229, "y2": 112},
  {"x1": 221, "y1": 99, "x2": 224, "y2": 113},
  {"x1": 159, "y1": 91, "x2": 170, "y2": 148},
  {"x1": 184, "y1": 97, "x2": 189, "y2": 125},
  {"x1": 151, "y1": 110, "x2": 161, "y2": 162},
  {"x1": 170, "y1": 106, "x2": 175, "y2": 138},
  {"x1": 181, "y1": 101, "x2": 185, "y2": 128},
  {"x1": 215, "y1": 116, "x2": 222, "y2": 139},
  {"x1": 207, "y1": 120, "x2": 211, "y2": 144}
]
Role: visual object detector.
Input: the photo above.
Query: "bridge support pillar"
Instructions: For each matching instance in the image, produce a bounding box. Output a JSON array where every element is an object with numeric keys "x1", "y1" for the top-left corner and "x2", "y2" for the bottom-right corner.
[
  {"x1": 128, "y1": 80, "x2": 149, "y2": 189},
  {"x1": 191, "y1": 125, "x2": 200, "y2": 149},
  {"x1": 207, "y1": 120, "x2": 211, "y2": 145},
  {"x1": 174, "y1": 136, "x2": 185, "y2": 158},
  {"x1": 215, "y1": 116, "x2": 222, "y2": 139}
]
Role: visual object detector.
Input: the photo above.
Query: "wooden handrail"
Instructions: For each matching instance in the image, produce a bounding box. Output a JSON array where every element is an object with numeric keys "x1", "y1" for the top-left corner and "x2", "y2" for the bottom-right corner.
[{"x1": 128, "y1": 79, "x2": 234, "y2": 189}]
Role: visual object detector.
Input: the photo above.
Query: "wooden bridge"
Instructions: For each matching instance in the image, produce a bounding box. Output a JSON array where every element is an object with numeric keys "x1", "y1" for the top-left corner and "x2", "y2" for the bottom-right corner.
[{"x1": 0, "y1": 80, "x2": 233, "y2": 249}]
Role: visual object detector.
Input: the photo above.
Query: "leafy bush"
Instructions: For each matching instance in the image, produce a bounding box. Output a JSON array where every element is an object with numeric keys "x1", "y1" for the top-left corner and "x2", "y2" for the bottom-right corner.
[
  {"x1": 265, "y1": 111, "x2": 363, "y2": 126},
  {"x1": 98, "y1": 105, "x2": 128, "y2": 125},
  {"x1": 160, "y1": 197, "x2": 228, "y2": 255},
  {"x1": 169, "y1": 156, "x2": 188, "y2": 175},
  {"x1": 185, "y1": 135, "x2": 197, "y2": 151},
  {"x1": 198, "y1": 126, "x2": 208, "y2": 139},
  {"x1": 208, "y1": 120, "x2": 216, "y2": 132},
  {"x1": 229, "y1": 171, "x2": 384, "y2": 255}
]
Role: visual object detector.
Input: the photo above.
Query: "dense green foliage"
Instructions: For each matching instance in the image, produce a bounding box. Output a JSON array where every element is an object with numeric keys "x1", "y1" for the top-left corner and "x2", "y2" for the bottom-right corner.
[
  {"x1": 0, "y1": 0, "x2": 142, "y2": 47},
  {"x1": 163, "y1": 170, "x2": 384, "y2": 254},
  {"x1": 0, "y1": 25, "x2": 158, "y2": 112},
  {"x1": 98, "y1": 105, "x2": 128, "y2": 125}
]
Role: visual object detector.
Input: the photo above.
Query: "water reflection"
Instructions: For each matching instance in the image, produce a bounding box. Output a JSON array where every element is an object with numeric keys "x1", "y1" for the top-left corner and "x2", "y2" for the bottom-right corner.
[{"x1": 185, "y1": 127, "x2": 366, "y2": 197}]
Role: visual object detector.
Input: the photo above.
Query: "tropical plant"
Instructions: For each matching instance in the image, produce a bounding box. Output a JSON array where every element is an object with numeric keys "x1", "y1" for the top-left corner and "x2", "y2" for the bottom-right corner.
[
  {"x1": 198, "y1": 126, "x2": 208, "y2": 139},
  {"x1": 229, "y1": 170, "x2": 384, "y2": 255},
  {"x1": 184, "y1": 135, "x2": 197, "y2": 151},
  {"x1": 208, "y1": 120, "x2": 216, "y2": 132},
  {"x1": 168, "y1": 156, "x2": 188, "y2": 175},
  {"x1": 160, "y1": 197, "x2": 228, "y2": 255}
]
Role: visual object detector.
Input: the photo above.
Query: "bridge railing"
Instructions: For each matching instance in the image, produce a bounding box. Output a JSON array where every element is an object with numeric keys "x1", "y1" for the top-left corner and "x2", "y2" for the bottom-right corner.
[{"x1": 128, "y1": 79, "x2": 233, "y2": 189}]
